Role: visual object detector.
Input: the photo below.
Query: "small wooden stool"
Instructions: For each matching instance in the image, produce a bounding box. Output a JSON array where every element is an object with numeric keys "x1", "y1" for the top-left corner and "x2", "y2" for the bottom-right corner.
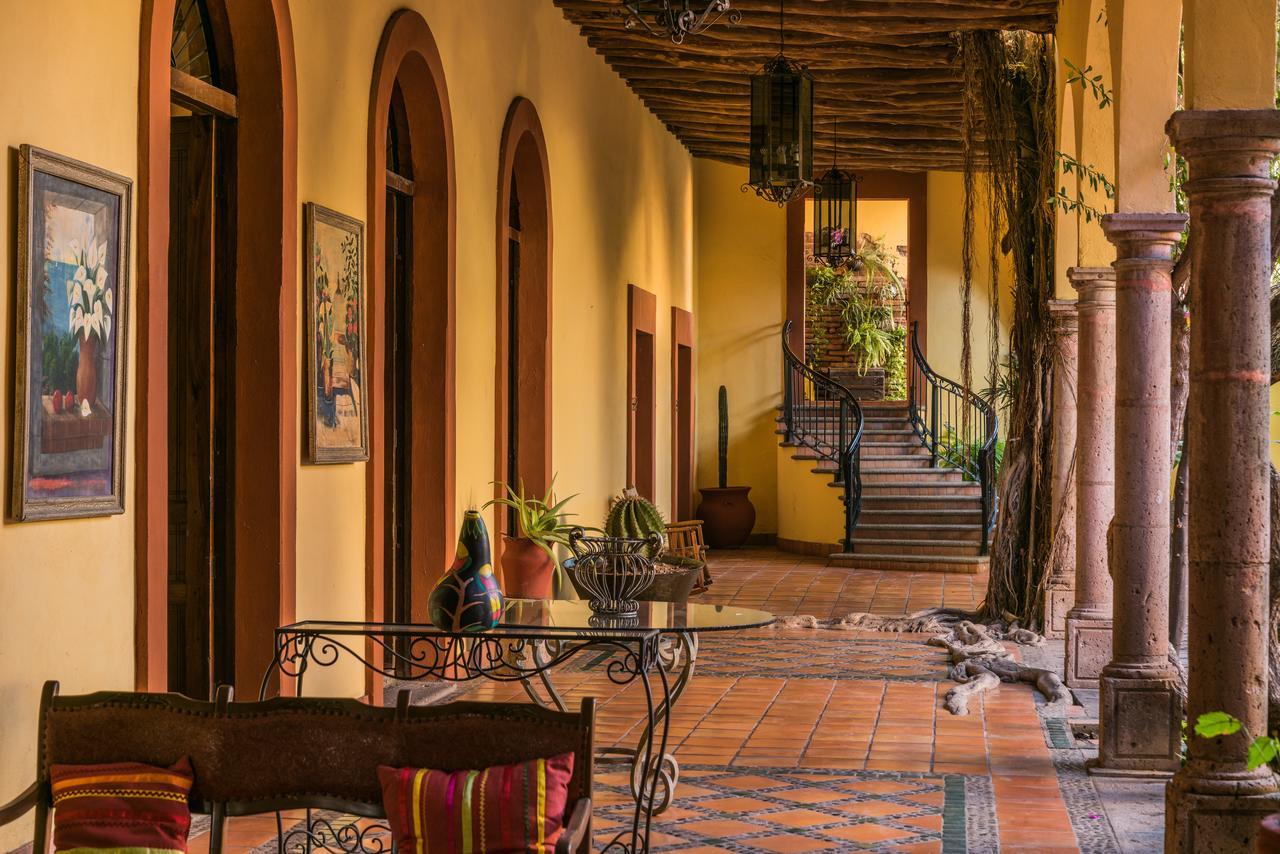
[{"x1": 666, "y1": 520, "x2": 711, "y2": 592}]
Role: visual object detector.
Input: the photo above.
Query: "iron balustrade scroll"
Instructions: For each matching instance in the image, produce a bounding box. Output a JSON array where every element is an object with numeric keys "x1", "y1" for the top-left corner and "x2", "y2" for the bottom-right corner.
[
  {"x1": 780, "y1": 320, "x2": 865, "y2": 551},
  {"x1": 259, "y1": 621, "x2": 669, "y2": 854},
  {"x1": 905, "y1": 320, "x2": 999, "y2": 554}
]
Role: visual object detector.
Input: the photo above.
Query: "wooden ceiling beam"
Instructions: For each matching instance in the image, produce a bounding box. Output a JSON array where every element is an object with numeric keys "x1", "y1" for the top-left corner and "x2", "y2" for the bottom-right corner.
[{"x1": 552, "y1": 0, "x2": 1055, "y2": 171}]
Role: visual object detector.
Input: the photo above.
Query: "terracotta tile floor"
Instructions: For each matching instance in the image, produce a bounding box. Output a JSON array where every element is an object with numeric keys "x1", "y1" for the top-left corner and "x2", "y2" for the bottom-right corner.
[{"x1": 195, "y1": 548, "x2": 1085, "y2": 852}]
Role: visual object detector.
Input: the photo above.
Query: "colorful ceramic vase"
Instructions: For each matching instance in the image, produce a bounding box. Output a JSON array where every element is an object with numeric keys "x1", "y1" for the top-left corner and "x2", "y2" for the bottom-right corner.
[{"x1": 428, "y1": 510, "x2": 504, "y2": 632}]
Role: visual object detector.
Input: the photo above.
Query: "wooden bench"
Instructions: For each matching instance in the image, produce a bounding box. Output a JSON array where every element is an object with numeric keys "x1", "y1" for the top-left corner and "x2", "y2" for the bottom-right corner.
[{"x1": 0, "y1": 681, "x2": 594, "y2": 853}]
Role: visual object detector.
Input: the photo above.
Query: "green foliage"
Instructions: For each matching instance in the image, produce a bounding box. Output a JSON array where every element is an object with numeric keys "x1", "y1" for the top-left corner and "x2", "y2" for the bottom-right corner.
[
  {"x1": 605, "y1": 487, "x2": 667, "y2": 556},
  {"x1": 484, "y1": 475, "x2": 581, "y2": 577},
  {"x1": 1064, "y1": 58, "x2": 1113, "y2": 108},
  {"x1": 937, "y1": 426, "x2": 1005, "y2": 483},
  {"x1": 883, "y1": 326, "x2": 907, "y2": 400},
  {"x1": 41, "y1": 330, "x2": 79, "y2": 394},
  {"x1": 1053, "y1": 153, "x2": 1115, "y2": 223},
  {"x1": 1194, "y1": 712, "x2": 1280, "y2": 771},
  {"x1": 983, "y1": 353, "x2": 1020, "y2": 415},
  {"x1": 717, "y1": 385, "x2": 728, "y2": 488},
  {"x1": 805, "y1": 233, "x2": 906, "y2": 379}
]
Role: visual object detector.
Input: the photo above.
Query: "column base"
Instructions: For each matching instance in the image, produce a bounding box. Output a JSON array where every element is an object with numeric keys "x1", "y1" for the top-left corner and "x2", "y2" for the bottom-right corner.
[
  {"x1": 1166, "y1": 770, "x2": 1280, "y2": 853},
  {"x1": 1064, "y1": 613, "x2": 1111, "y2": 688},
  {"x1": 1043, "y1": 581, "x2": 1074, "y2": 640},
  {"x1": 1094, "y1": 671, "x2": 1181, "y2": 774}
]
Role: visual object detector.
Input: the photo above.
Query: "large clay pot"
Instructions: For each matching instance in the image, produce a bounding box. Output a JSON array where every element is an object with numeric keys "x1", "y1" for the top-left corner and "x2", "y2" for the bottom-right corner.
[
  {"x1": 501, "y1": 536, "x2": 556, "y2": 599},
  {"x1": 76, "y1": 334, "x2": 99, "y2": 408},
  {"x1": 696, "y1": 486, "x2": 756, "y2": 549},
  {"x1": 1259, "y1": 814, "x2": 1280, "y2": 853},
  {"x1": 428, "y1": 510, "x2": 503, "y2": 632}
]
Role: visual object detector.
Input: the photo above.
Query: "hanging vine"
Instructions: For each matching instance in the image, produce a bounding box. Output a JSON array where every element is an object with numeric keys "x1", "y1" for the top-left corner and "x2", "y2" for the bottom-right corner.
[{"x1": 959, "y1": 31, "x2": 1058, "y2": 627}]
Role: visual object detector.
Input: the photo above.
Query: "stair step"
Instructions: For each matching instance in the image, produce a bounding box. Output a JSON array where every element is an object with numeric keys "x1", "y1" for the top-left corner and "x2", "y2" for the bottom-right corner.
[
  {"x1": 859, "y1": 508, "x2": 985, "y2": 525},
  {"x1": 828, "y1": 552, "x2": 988, "y2": 575},
  {"x1": 835, "y1": 481, "x2": 982, "y2": 497},
  {"x1": 849, "y1": 538, "x2": 983, "y2": 557},
  {"x1": 856, "y1": 524, "x2": 983, "y2": 542},
  {"x1": 861, "y1": 467, "x2": 965, "y2": 483},
  {"x1": 860, "y1": 455, "x2": 934, "y2": 468}
]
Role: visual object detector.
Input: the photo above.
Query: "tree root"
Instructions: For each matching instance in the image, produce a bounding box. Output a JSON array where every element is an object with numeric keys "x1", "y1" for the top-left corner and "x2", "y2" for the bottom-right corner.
[{"x1": 775, "y1": 609, "x2": 1070, "y2": 715}]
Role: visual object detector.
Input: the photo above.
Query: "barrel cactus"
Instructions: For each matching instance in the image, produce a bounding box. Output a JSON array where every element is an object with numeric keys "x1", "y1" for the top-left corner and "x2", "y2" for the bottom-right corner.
[{"x1": 605, "y1": 487, "x2": 666, "y2": 556}]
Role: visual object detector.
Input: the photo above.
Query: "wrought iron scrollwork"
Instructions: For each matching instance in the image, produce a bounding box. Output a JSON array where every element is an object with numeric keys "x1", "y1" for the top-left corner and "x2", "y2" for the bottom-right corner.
[
  {"x1": 619, "y1": 0, "x2": 741, "y2": 45},
  {"x1": 281, "y1": 811, "x2": 389, "y2": 854}
]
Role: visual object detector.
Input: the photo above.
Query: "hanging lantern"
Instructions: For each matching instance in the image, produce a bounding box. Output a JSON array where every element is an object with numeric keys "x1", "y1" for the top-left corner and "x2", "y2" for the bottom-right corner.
[
  {"x1": 812, "y1": 123, "x2": 861, "y2": 269},
  {"x1": 620, "y1": 1, "x2": 740, "y2": 44},
  {"x1": 743, "y1": 1, "x2": 813, "y2": 205}
]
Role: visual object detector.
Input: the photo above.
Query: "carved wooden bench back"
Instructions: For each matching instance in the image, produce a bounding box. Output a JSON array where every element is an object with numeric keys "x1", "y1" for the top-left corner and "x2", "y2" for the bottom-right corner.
[{"x1": 17, "y1": 681, "x2": 594, "y2": 852}]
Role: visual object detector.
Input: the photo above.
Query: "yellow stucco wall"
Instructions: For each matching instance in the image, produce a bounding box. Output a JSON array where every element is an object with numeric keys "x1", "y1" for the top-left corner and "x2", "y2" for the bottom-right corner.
[
  {"x1": 0, "y1": 2, "x2": 691, "y2": 836},
  {"x1": 289, "y1": 0, "x2": 694, "y2": 695},
  {"x1": 693, "y1": 160, "x2": 786, "y2": 534},
  {"x1": 924, "y1": 172, "x2": 1013, "y2": 393},
  {"x1": 0, "y1": 3, "x2": 142, "y2": 843}
]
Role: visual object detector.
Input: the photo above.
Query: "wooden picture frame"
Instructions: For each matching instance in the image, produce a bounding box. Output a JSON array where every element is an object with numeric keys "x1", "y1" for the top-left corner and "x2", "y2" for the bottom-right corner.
[
  {"x1": 11, "y1": 145, "x2": 132, "y2": 521},
  {"x1": 304, "y1": 203, "x2": 369, "y2": 463}
]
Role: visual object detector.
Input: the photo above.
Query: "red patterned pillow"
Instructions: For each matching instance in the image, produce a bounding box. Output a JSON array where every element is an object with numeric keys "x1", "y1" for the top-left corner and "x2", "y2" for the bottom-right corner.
[
  {"x1": 50, "y1": 757, "x2": 194, "y2": 852},
  {"x1": 377, "y1": 753, "x2": 576, "y2": 854}
]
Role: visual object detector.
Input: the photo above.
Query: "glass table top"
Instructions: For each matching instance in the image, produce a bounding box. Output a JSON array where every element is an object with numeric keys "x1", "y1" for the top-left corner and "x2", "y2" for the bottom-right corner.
[{"x1": 283, "y1": 599, "x2": 775, "y2": 636}]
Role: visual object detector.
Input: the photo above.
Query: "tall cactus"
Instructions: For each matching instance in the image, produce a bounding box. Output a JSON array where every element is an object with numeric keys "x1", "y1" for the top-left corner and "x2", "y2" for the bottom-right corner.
[{"x1": 718, "y1": 385, "x2": 729, "y2": 489}]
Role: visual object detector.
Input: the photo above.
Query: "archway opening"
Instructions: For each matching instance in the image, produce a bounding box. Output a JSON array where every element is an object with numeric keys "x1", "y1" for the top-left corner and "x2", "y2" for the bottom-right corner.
[
  {"x1": 365, "y1": 9, "x2": 456, "y2": 692},
  {"x1": 494, "y1": 98, "x2": 552, "y2": 574},
  {"x1": 140, "y1": 0, "x2": 297, "y2": 696}
]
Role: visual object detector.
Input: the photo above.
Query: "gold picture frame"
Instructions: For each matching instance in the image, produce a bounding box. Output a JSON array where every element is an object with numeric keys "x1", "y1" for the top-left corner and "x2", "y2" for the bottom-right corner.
[
  {"x1": 11, "y1": 145, "x2": 132, "y2": 521},
  {"x1": 304, "y1": 202, "x2": 369, "y2": 463}
]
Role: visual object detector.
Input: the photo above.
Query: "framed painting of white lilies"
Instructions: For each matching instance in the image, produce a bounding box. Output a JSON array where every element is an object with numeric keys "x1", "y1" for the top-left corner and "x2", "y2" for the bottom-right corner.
[{"x1": 11, "y1": 145, "x2": 132, "y2": 520}]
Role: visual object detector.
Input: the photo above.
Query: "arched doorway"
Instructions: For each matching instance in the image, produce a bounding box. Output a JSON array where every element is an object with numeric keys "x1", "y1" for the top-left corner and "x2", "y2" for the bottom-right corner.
[
  {"x1": 366, "y1": 9, "x2": 456, "y2": 687},
  {"x1": 494, "y1": 98, "x2": 552, "y2": 576},
  {"x1": 139, "y1": 0, "x2": 297, "y2": 695}
]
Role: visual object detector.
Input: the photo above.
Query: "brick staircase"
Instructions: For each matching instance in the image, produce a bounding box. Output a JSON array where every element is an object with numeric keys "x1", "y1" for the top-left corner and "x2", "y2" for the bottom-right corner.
[{"x1": 778, "y1": 399, "x2": 990, "y2": 574}]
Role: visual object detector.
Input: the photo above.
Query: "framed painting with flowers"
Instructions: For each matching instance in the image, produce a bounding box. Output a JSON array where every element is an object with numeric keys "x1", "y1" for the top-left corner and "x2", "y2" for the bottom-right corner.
[
  {"x1": 11, "y1": 145, "x2": 132, "y2": 520},
  {"x1": 304, "y1": 203, "x2": 368, "y2": 463}
]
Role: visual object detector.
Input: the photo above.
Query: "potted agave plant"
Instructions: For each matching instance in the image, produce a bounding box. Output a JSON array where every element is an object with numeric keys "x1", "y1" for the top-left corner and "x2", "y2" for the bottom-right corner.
[{"x1": 485, "y1": 477, "x2": 579, "y2": 599}]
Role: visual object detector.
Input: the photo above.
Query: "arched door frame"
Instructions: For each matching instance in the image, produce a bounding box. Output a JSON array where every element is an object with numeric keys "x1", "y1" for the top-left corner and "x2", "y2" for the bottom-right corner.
[
  {"x1": 494, "y1": 97, "x2": 553, "y2": 578},
  {"x1": 366, "y1": 9, "x2": 457, "y2": 695},
  {"x1": 138, "y1": 0, "x2": 298, "y2": 694}
]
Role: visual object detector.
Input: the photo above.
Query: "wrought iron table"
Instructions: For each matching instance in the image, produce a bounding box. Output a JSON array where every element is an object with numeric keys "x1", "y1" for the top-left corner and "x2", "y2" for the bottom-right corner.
[{"x1": 260, "y1": 600, "x2": 774, "y2": 853}]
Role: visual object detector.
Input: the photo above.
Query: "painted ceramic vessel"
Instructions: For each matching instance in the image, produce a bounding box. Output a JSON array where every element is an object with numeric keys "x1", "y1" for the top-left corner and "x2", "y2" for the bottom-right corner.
[{"x1": 428, "y1": 510, "x2": 504, "y2": 632}]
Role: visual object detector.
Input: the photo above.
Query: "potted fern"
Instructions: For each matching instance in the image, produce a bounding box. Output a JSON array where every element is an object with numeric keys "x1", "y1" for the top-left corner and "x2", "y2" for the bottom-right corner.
[
  {"x1": 484, "y1": 477, "x2": 578, "y2": 599},
  {"x1": 696, "y1": 385, "x2": 756, "y2": 548}
]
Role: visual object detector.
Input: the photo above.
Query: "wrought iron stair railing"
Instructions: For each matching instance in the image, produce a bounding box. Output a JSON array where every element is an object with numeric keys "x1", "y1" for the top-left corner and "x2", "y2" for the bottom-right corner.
[
  {"x1": 906, "y1": 320, "x2": 999, "y2": 554},
  {"x1": 780, "y1": 320, "x2": 864, "y2": 552}
]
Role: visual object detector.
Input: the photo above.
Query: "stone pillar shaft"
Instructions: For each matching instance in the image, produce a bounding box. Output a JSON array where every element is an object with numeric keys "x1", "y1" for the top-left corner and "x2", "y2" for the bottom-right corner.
[
  {"x1": 1093, "y1": 212, "x2": 1186, "y2": 776},
  {"x1": 1166, "y1": 108, "x2": 1280, "y2": 852},
  {"x1": 1045, "y1": 299, "x2": 1079, "y2": 639},
  {"x1": 1065, "y1": 267, "x2": 1116, "y2": 688}
]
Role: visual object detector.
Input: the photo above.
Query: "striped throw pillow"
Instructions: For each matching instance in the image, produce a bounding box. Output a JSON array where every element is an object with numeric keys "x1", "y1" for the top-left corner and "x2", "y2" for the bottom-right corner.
[
  {"x1": 377, "y1": 753, "x2": 576, "y2": 854},
  {"x1": 50, "y1": 757, "x2": 194, "y2": 853}
]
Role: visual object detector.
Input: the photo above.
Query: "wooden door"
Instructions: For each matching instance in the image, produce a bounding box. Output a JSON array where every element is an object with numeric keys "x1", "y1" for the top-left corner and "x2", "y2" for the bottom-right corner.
[
  {"x1": 167, "y1": 115, "x2": 231, "y2": 699},
  {"x1": 671, "y1": 308, "x2": 695, "y2": 520},
  {"x1": 385, "y1": 184, "x2": 413, "y2": 633}
]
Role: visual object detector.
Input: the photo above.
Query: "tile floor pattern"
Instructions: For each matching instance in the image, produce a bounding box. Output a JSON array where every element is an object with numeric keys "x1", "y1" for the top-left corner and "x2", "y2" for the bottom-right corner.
[{"x1": 192, "y1": 549, "x2": 1094, "y2": 852}]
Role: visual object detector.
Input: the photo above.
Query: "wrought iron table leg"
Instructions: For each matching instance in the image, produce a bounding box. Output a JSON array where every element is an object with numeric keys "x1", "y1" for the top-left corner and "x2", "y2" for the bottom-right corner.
[{"x1": 597, "y1": 632, "x2": 697, "y2": 815}]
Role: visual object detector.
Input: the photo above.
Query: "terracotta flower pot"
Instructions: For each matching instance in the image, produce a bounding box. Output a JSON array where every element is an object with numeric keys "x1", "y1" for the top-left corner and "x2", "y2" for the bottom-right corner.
[
  {"x1": 1259, "y1": 813, "x2": 1280, "y2": 853},
  {"x1": 696, "y1": 486, "x2": 756, "y2": 549},
  {"x1": 501, "y1": 536, "x2": 556, "y2": 599},
  {"x1": 76, "y1": 334, "x2": 99, "y2": 408}
]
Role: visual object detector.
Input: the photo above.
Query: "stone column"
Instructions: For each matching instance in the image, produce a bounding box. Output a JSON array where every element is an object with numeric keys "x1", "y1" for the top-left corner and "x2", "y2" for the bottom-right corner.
[
  {"x1": 1091, "y1": 212, "x2": 1186, "y2": 776},
  {"x1": 1166, "y1": 109, "x2": 1280, "y2": 850},
  {"x1": 1064, "y1": 268, "x2": 1116, "y2": 688},
  {"x1": 1044, "y1": 299, "x2": 1079, "y2": 639}
]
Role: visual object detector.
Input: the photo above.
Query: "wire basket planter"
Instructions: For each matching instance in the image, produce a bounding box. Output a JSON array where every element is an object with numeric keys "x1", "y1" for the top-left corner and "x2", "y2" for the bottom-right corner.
[{"x1": 566, "y1": 528, "x2": 663, "y2": 617}]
